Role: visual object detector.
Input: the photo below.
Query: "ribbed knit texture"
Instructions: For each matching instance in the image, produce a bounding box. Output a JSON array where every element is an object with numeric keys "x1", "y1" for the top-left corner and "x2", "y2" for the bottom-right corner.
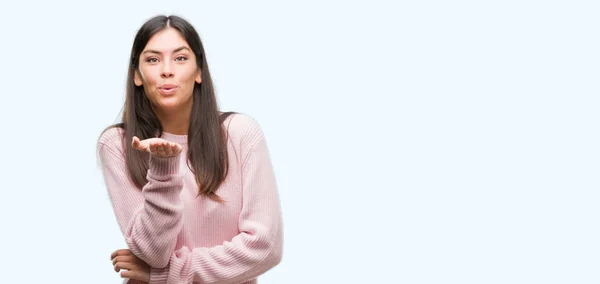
[{"x1": 97, "y1": 114, "x2": 283, "y2": 284}]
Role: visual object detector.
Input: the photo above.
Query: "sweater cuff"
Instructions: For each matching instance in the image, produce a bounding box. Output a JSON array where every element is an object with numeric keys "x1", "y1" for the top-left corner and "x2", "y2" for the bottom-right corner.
[
  {"x1": 148, "y1": 154, "x2": 180, "y2": 177},
  {"x1": 149, "y1": 266, "x2": 169, "y2": 284}
]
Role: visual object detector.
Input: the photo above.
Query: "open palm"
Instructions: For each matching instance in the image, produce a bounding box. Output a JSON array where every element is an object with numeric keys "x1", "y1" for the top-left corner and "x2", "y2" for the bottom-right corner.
[{"x1": 132, "y1": 136, "x2": 183, "y2": 158}]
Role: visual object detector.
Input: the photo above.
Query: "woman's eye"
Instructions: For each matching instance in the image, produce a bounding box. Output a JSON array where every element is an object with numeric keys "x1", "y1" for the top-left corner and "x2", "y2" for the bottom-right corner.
[
  {"x1": 175, "y1": 56, "x2": 188, "y2": 62},
  {"x1": 146, "y1": 58, "x2": 158, "y2": 63}
]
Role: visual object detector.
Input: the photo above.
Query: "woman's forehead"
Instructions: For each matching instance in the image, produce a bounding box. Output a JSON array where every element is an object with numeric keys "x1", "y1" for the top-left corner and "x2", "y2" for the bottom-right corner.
[{"x1": 144, "y1": 28, "x2": 191, "y2": 53}]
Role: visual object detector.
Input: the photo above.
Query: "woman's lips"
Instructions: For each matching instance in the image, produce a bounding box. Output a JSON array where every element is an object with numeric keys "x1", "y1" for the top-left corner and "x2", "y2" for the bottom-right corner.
[{"x1": 158, "y1": 85, "x2": 178, "y2": 95}]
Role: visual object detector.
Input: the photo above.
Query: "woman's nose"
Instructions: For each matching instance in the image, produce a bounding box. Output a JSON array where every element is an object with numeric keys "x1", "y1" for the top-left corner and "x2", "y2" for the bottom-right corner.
[
  {"x1": 161, "y1": 70, "x2": 174, "y2": 78},
  {"x1": 161, "y1": 63, "x2": 174, "y2": 78}
]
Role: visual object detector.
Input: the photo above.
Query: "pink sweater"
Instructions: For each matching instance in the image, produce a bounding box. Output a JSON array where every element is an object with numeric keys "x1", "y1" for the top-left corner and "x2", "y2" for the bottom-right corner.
[{"x1": 97, "y1": 114, "x2": 283, "y2": 284}]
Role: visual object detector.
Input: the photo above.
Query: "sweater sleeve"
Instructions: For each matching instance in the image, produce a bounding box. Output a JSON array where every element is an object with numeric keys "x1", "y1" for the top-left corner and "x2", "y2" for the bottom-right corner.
[
  {"x1": 147, "y1": 126, "x2": 283, "y2": 284},
  {"x1": 98, "y1": 131, "x2": 185, "y2": 268}
]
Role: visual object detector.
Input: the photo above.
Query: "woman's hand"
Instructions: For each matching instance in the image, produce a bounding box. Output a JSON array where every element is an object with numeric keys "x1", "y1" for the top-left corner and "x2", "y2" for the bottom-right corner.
[
  {"x1": 132, "y1": 136, "x2": 183, "y2": 158},
  {"x1": 111, "y1": 249, "x2": 151, "y2": 283}
]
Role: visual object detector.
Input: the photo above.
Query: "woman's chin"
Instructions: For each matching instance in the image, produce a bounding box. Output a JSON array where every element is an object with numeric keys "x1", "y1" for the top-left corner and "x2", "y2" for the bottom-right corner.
[
  {"x1": 150, "y1": 94, "x2": 192, "y2": 112},
  {"x1": 156, "y1": 99, "x2": 193, "y2": 112},
  {"x1": 153, "y1": 100, "x2": 179, "y2": 110}
]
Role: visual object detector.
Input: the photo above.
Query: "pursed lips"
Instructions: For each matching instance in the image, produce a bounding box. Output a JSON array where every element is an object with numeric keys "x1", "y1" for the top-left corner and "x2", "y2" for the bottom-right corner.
[{"x1": 158, "y1": 84, "x2": 178, "y2": 95}]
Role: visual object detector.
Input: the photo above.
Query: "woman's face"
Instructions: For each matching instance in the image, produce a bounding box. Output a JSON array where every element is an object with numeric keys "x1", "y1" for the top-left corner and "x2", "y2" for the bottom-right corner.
[{"x1": 134, "y1": 27, "x2": 201, "y2": 113}]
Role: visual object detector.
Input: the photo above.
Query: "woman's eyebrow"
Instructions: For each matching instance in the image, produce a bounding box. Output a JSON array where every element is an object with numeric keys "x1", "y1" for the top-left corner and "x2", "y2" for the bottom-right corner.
[{"x1": 142, "y1": 46, "x2": 191, "y2": 55}]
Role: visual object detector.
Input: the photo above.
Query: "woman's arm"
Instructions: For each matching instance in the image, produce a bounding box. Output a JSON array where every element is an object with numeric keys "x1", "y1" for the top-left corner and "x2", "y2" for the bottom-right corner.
[
  {"x1": 147, "y1": 123, "x2": 283, "y2": 284},
  {"x1": 98, "y1": 130, "x2": 185, "y2": 268}
]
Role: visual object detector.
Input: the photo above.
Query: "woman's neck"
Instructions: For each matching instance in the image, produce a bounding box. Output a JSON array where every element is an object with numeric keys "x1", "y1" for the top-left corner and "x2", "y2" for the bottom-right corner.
[{"x1": 153, "y1": 105, "x2": 191, "y2": 135}]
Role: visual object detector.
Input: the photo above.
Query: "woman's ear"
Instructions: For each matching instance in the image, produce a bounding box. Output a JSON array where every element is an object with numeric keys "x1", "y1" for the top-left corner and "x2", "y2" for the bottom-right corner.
[
  {"x1": 134, "y1": 70, "x2": 143, "y2": 86},
  {"x1": 195, "y1": 69, "x2": 202, "y2": 84}
]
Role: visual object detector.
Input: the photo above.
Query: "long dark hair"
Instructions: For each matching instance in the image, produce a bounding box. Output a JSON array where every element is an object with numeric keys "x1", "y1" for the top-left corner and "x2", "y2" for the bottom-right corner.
[{"x1": 100, "y1": 15, "x2": 234, "y2": 202}]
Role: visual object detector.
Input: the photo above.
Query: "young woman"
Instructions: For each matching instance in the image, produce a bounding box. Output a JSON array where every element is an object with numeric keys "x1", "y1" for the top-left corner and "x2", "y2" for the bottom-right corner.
[{"x1": 96, "y1": 15, "x2": 283, "y2": 284}]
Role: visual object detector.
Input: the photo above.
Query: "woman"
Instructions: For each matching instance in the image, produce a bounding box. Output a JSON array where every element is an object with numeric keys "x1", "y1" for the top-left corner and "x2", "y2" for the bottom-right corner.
[{"x1": 97, "y1": 15, "x2": 283, "y2": 284}]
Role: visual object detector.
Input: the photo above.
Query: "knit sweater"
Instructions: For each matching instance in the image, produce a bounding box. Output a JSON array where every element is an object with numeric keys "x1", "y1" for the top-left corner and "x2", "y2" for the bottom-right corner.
[{"x1": 97, "y1": 113, "x2": 283, "y2": 284}]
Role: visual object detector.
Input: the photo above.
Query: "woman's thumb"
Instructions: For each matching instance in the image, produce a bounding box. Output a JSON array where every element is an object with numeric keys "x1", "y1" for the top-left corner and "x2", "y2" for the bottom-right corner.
[{"x1": 132, "y1": 136, "x2": 140, "y2": 148}]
